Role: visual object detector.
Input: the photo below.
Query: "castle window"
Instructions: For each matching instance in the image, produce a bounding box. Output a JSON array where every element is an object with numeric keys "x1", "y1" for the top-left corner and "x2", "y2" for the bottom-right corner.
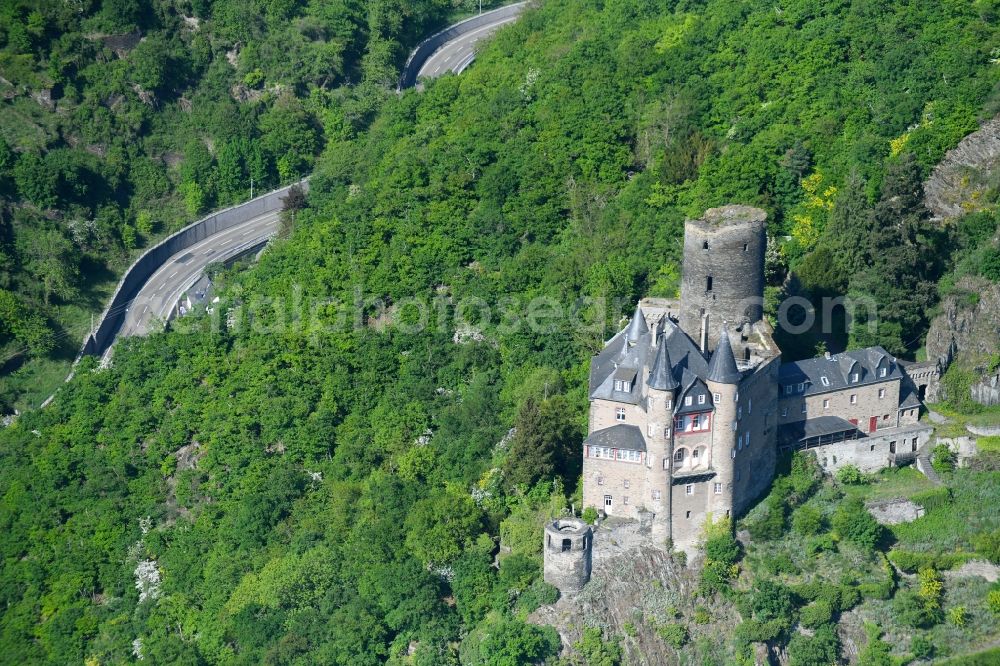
[
  {"x1": 801, "y1": 404, "x2": 807, "y2": 413},
  {"x1": 889, "y1": 441, "x2": 896, "y2": 454},
  {"x1": 821, "y1": 376, "x2": 830, "y2": 387},
  {"x1": 685, "y1": 484, "x2": 694, "y2": 495},
  {"x1": 692, "y1": 448, "x2": 700, "y2": 461},
  {"x1": 878, "y1": 389, "x2": 886, "y2": 399},
  {"x1": 623, "y1": 479, "x2": 630, "y2": 489},
  {"x1": 823, "y1": 399, "x2": 830, "y2": 409},
  {"x1": 784, "y1": 385, "x2": 793, "y2": 395},
  {"x1": 850, "y1": 394, "x2": 857, "y2": 404},
  {"x1": 706, "y1": 276, "x2": 713, "y2": 292},
  {"x1": 674, "y1": 448, "x2": 686, "y2": 464},
  {"x1": 665, "y1": 399, "x2": 672, "y2": 409},
  {"x1": 912, "y1": 438, "x2": 917, "y2": 451},
  {"x1": 604, "y1": 495, "x2": 613, "y2": 508},
  {"x1": 623, "y1": 496, "x2": 630, "y2": 506},
  {"x1": 736, "y1": 470, "x2": 742, "y2": 482},
  {"x1": 597, "y1": 476, "x2": 604, "y2": 485},
  {"x1": 731, "y1": 449, "x2": 736, "y2": 459},
  {"x1": 686, "y1": 510, "x2": 691, "y2": 519},
  {"x1": 616, "y1": 408, "x2": 626, "y2": 421},
  {"x1": 714, "y1": 483, "x2": 722, "y2": 494},
  {"x1": 703, "y1": 241, "x2": 709, "y2": 250},
  {"x1": 562, "y1": 538, "x2": 572, "y2": 552},
  {"x1": 781, "y1": 407, "x2": 787, "y2": 417},
  {"x1": 652, "y1": 490, "x2": 661, "y2": 501},
  {"x1": 713, "y1": 392, "x2": 721, "y2": 404},
  {"x1": 797, "y1": 382, "x2": 805, "y2": 392},
  {"x1": 616, "y1": 449, "x2": 642, "y2": 463},
  {"x1": 685, "y1": 396, "x2": 693, "y2": 406}
]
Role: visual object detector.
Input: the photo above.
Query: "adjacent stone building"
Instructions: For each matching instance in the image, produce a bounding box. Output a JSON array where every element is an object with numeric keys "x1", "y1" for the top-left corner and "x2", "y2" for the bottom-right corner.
[{"x1": 578, "y1": 205, "x2": 934, "y2": 552}]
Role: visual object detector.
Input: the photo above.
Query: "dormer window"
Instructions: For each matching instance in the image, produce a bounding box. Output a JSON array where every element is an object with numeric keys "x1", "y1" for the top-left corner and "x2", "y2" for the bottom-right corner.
[
  {"x1": 697, "y1": 394, "x2": 706, "y2": 405},
  {"x1": 797, "y1": 382, "x2": 805, "y2": 392},
  {"x1": 851, "y1": 373, "x2": 859, "y2": 382},
  {"x1": 880, "y1": 367, "x2": 887, "y2": 378},
  {"x1": 685, "y1": 396, "x2": 693, "y2": 406},
  {"x1": 821, "y1": 376, "x2": 830, "y2": 387},
  {"x1": 784, "y1": 385, "x2": 793, "y2": 395}
]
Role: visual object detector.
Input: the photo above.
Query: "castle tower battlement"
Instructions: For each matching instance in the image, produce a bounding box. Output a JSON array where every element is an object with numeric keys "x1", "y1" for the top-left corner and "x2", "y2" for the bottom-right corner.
[
  {"x1": 679, "y1": 205, "x2": 767, "y2": 350},
  {"x1": 543, "y1": 518, "x2": 593, "y2": 595}
]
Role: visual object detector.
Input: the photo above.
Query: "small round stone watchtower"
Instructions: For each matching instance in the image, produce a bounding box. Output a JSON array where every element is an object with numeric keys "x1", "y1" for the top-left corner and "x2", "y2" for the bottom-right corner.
[
  {"x1": 543, "y1": 518, "x2": 593, "y2": 596},
  {"x1": 679, "y1": 205, "x2": 767, "y2": 350}
]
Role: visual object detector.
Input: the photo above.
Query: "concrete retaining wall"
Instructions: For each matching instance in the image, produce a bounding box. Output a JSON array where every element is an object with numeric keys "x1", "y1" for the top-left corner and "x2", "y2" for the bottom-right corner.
[
  {"x1": 968, "y1": 424, "x2": 1000, "y2": 436},
  {"x1": 79, "y1": 180, "x2": 308, "y2": 359},
  {"x1": 398, "y1": 2, "x2": 529, "y2": 89}
]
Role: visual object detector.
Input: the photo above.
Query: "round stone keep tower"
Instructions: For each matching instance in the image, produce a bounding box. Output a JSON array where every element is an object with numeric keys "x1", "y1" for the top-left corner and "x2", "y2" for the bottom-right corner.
[
  {"x1": 679, "y1": 205, "x2": 767, "y2": 350},
  {"x1": 543, "y1": 518, "x2": 593, "y2": 595}
]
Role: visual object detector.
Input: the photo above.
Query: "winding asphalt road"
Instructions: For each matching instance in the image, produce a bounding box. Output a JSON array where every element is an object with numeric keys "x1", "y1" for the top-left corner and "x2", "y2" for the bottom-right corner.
[
  {"x1": 114, "y1": 7, "x2": 526, "y2": 343},
  {"x1": 118, "y1": 211, "x2": 281, "y2": 338},
  {"x1": 416, "y1": 4, "x2": 527, "y2": 79}
]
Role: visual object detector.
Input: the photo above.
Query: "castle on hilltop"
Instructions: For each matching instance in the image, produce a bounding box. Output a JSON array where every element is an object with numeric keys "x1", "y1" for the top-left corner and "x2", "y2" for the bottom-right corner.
[{"x1": 571, "y1": 205, "x2": 933, "y2": 559}]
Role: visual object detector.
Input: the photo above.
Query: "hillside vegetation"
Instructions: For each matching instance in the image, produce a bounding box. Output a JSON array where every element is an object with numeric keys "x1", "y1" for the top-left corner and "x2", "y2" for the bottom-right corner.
[
  {"x1": 0, "y1": 0, "x2": 487, "y2": 409},
  {"x1": 2, "y1": 0, "x2": 1000, "y2": 664}
]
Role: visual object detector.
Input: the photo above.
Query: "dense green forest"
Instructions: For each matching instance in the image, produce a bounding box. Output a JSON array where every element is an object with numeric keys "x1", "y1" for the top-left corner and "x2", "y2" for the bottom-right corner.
[
  {"x1": 0, "y1": 0, "x2": 494, "y2": 409},
  {"x1": 3, "y1": 0, "x2": 1000, "y2": 663}
]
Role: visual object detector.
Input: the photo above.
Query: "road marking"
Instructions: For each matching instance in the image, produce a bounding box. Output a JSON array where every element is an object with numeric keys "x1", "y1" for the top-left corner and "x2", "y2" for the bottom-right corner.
[{"x1": 169, "y1": 270, "x2": 178, "y2": 279}]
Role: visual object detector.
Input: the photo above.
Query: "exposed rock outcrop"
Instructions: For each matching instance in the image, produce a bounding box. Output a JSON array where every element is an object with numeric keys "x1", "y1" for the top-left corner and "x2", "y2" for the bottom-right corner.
[
  {"x1": 926, "y1": 276, "x2": 1000, "y2": 362},
  {"x1": 923, "y1": 117, "x2": 1000, "y2": 220}
]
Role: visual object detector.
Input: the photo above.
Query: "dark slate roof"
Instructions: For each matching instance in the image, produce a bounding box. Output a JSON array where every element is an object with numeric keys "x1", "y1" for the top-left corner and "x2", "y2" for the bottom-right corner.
[
  {"x1": 675, "y1": 377, "x2": 712, "y2": 415},
  {"x1": 584, "y1": 424, "x2": 647, "y2": 452},
  {"x1": 625, "y1": 304, "x2": 649, "y2": 342},
  {"x1": 648, "y1": 333, "x2": 679, "y2": 391},
  {"x1": 778, "y1": 346, "x2": 903, "y2": 397},
  {"x1": 589, "y1": 308, "x2": 711, "y2": 410},
  {"x1": 778, "y1": 415, "x2": 861, "y2": 444},
  {"x1": 706, "y1": 329, "x2": 742, "y2": 384},
  {"x1": 671, "y1": 470, "x2": 717, "y2": 485},
  {"x1": 899, "y1": 380, "x2": 921, "y2": 409}
]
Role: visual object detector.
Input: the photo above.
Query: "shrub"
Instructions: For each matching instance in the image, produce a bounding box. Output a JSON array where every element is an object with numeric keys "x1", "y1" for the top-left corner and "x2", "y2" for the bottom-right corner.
[
  {"x1": 792, "y1": 504, "x2": 825, "y2": 536},
  {"x1": 805, "y1": 533, "x2": 837, "y2": 555},
  {"x1": 917, "y1": 567, "x2": 944, "y2": 611},
  {"x1": 788, "y1": 624, "x2": 840, "y2": 666},
  {"x1": 910, "y1": 486, "x2": 952, "y2": 512},
  {"x1": 894, "y1": 589, "x2": 943, "y2": 628},
  {"x1": 987, "y1": 588, "x2": 1000, "y2": 615},
  {"x1": 759, "y1": 552, "x2": 799, "y2": 575},
  {"x1": 859, "y1": 554, "x2": 896, "y2": 600},
  {"x1": 974, "y1": 530, "x2": 1000, "y2": 564},
  {"x1": 657, "y1": 623, "x2": 688, "y2": 649},
  {"x1": 888, "y1": 550, "x2": 972, "y2": 573},
  {"x1": 911, "y1": 633, "x2": 935, "y2": 660},
  {"x1": 747, "y1": 498, "x2": 787, "y2": 540},
  {"x1": 693, "y1": 606, "x2": 711, "y2": 624},
  {"x1": 833, "y1": 498, "x2": 885, "y2": 552},
  {"x1": 931, "y1": 444, "x2": 957, "y2": 473},
  {"x1": 859, "y1": 624, "x2": 894, "y2": 666},
  {"x1": 799, "y1": 599, "x2": 834, "y2": 628},
  {"x1": 836, "y1": 464, "x2": 868, "y2": 485},
  {"x1": 948, "y1": 605, "x2": 967, "y2": 626},
  {"x1": 581, "y1": 506, "x2": 599, "y2": 524},
  {"x1": 978, "y1": 436, "x2": 1000, "y2": 454}
]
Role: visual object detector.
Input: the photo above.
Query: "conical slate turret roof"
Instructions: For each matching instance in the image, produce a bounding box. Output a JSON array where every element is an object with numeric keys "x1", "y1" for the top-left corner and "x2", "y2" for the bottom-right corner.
[
  {"x1": 625, "y1": 304, "x2": 648, "y2": 342},
  {"x1": 648, "y1": 334, "x2": 678, "y2": 391},
  {"x1": 706, "y1": 328, "x2": 741, "y2": 384}
]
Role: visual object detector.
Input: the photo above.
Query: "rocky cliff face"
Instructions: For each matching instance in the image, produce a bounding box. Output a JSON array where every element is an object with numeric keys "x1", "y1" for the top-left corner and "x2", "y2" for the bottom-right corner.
[
  {"x1": 923, "y1": 117, "x2": 1000, "y2": 220},
  {"x1": 926, "y1": 276, "x2": 1000, "y2": 364},
  {"x1": 922, "y1": 117, "x2": 1000, "y2": 404},
  {"x1": 530, "y1": 521, "x2": 742, "y2": 665}
]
